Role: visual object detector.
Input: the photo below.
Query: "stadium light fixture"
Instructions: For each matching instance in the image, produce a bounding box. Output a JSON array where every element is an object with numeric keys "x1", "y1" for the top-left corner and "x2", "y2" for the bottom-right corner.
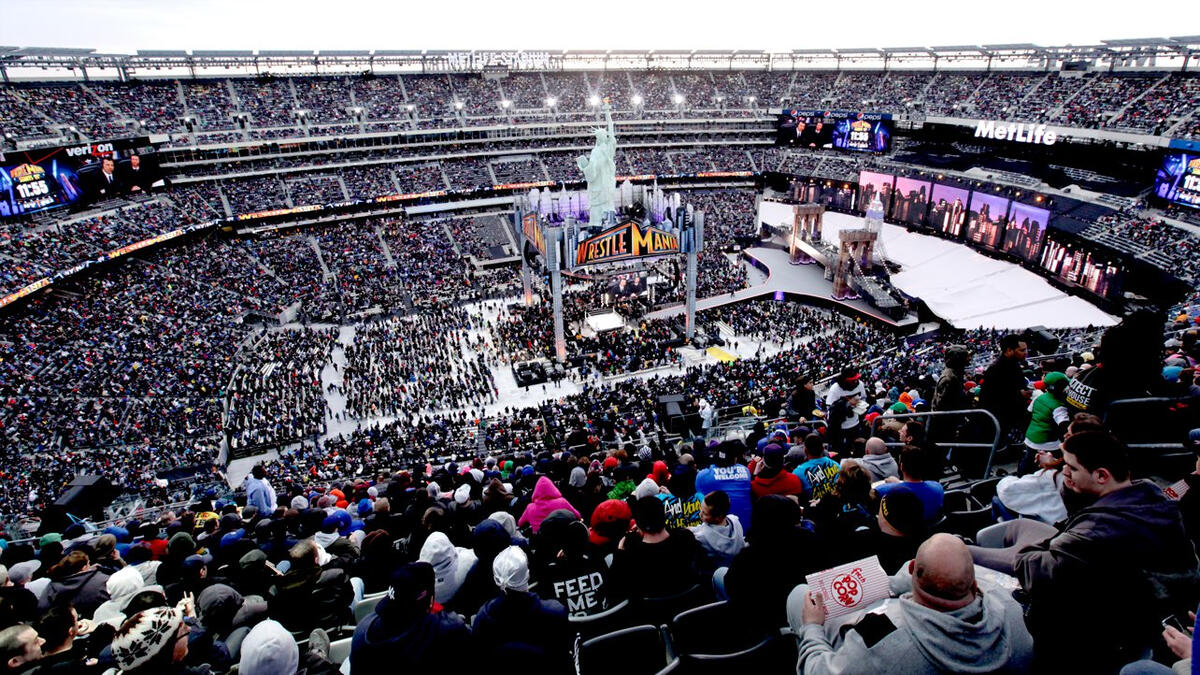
[
  {"x1": 406, "y1": 104, "x2": 415, "y2": 111},
  {"x1": 672, "y1": 93, "x2": 684, "y2": 104},
  {"x1": 747, "y1": 96, "x2": 756, "y2": 103},
  {"x1": 545, "y1": 97, "x2": 556, "y2": 107},
  {"x1": 715, "y1": 96, "x2": 724, "y2": 102},
  {"x1": 501, "y1": 100, "x2": 511, "y2": 108},
  {"x1": 453, "y1": 101, "x2": 463, "y2": 110},
  {"x1": 632, "y1": 94, "x2": 644, "y2": 105},
  {"x1": 588, "y1": 95, "x2": 600, "y2": 106}
]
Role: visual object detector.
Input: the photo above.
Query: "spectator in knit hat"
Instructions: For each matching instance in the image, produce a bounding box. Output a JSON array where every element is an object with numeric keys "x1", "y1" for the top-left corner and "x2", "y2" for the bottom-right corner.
[
  {"x1": 866, "y1": 486, "x2": 928, "y2": 574},
  {"x1": 751, "y1": 444, "x2": 804, "y2": 499},
  {"x1": 350, "y1": 562, "x2": 473, "y2": 672},
  {"x1": 586, "y1": 499, "x2": 633, "y2": 559},
  {"x1": 0, "y1": 566, "x2": 38, "y2": 627},
  {"x1": 536, "y1": 509, "x2": 611, "y2": 617},
  {"x1": 472, "y1": 547, "x2": 570, "y2": 670},
  {"x1": 110, "y1": 607, "x2": 202, "y2": 675}
]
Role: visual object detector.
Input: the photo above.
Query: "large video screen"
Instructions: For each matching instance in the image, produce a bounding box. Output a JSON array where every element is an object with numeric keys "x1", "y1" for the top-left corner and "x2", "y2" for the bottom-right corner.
[
  {"x1": 792, "y1": 177, "x2": 856, "y2": 211},
  {"x1": 928, "y1": 184, "x2": 969, "y2": 238},
  {"x1": 1002, "y1": 201, "x2": 1051, "y2": 261},
  {"x1": 890, "y1": 177, "x2": 931, "y2": 226},
  {"x1": 857, "y1": 171, "x2": 895, "y2": 214},
  {"x1": 1153, "y1": 151, "x2": 1200, "y2": 210},
  {"x1": 1040, "y1": 237, "x2": 1122, "y2": 299},
  {"x1": 965, "y1": 191, "x2": 1010, "y2": 250},
  {"x1": 0, "y1": 138, "x2": 162, "y2": 218},
  {"x1": 775, "y1": 109, "x2": 893, "y2": 153}
]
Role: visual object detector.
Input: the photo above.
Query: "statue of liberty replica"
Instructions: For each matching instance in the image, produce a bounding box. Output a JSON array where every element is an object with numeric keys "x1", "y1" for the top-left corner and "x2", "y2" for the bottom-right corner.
[{"x1": 576, "y1": 101, "x2": 617, "y2": 226}]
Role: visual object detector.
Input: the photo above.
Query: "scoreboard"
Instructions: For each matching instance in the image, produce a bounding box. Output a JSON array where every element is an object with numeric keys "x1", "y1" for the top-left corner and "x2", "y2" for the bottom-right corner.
[
  {"x1": 1154, "y1": 151, "x2": 1200, "y2": 210},
  {"x1": 0, "y1": 138, "x2": 161, "y2": 218},
  {"x1": 776, "y1": 109, "x2": 893, "y2": 153}
]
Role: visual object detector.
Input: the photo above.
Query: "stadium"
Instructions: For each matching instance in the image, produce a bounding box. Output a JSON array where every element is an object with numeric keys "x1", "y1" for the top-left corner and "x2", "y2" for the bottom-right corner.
[{"x1": 0, "y1": 5, "x2": 1199, "y2": 672}]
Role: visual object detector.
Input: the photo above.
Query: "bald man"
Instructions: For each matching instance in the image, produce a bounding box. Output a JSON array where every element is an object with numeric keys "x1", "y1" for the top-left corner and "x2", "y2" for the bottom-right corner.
[
  {"x1": 842, "y1": 437, "x2": 898, "y2": 482},
  {"x1": 787, "y1": 534, "x2": 1033, "y2": 674}
]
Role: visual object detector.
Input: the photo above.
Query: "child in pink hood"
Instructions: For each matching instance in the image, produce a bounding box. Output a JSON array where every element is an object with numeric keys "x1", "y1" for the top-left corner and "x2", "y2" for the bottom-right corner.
[{"x1": 518, "y1": 477, "x2": 581, "y2": 533}]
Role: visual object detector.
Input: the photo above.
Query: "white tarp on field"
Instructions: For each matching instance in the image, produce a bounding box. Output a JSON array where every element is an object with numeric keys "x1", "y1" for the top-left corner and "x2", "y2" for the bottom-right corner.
[{"x1": 805, "y1": 209, "x2": 1118, "y2": 330}]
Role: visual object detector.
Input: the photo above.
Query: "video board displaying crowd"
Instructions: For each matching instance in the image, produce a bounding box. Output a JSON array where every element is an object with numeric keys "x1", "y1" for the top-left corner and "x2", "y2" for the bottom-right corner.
[
  {"x1": 775, "y1": 110, "x2": 893, "y2": 153},
  {"x1": 1153, "y1": 151, "x2": 1200, "y2": 210},
  {"x1": 889, "y1": 176, "x2": 931, "y2": 227},
  {"x1": 1040, "y1": 235, "x2": 1122, "y2": 299},
  {"x1": 0, "y1": 138, "x2": 162, "y2": 218}
]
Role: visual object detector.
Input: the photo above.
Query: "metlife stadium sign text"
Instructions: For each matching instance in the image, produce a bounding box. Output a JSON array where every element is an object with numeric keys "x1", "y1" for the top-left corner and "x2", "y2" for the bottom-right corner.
[{"x1": 974, "y1": 121, "x2": 1058, "y2": 145}]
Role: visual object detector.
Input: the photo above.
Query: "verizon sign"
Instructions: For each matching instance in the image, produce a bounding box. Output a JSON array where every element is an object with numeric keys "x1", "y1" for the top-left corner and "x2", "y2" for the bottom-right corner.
[{"x1": 974, "y1": 121, "x2": 1058, "y2": 146}]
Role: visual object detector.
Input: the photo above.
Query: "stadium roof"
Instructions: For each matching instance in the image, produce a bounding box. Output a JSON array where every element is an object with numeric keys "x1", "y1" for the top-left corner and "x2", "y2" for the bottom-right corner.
[{"x1": 0, "y1": 38, "x2": 1195, "y2": 77}]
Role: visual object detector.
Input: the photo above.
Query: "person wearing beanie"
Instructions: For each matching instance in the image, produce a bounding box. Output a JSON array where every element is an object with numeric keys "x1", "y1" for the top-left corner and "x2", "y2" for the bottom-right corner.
[
  {"x1": 751, "y1": 444, "x2": 805, "y2": 499},
  {"x1": 869, "y1": 486, "x2": 927, "y2": 574},
  {"x1": 586, "y1": 499, "x2": 633, "y2": 559},
  {"x1": 1023, "y1": 371, "x2": 1071, "y2": 453},
  {"x1": 609, "y1": 496, "x2": 707, "y2": 602},
  {"x1": 517, "y1": 477, "x2": 580, "y2": 534},
  {"x1": 0, "y1": 565, "x2": 38, "y2": 627},
  {"x1": 417, "y1": 532, "x2": 477, "y2": 608},
  {"x1": 110, "y1": 607, "x2": 203, "y2": 674},
  {"x1": 872, "y1": 445, "x2": 945, "y2": 524},
  {"x1": 350, "y1": 562, "x2": 473, "y2": 672},
  {"x1": 453, "y1": 520, "x2": 514, "y2": 618},
  {"x1": 472, "y1": 547, "x2": 570, "y2": 670},
  {"x1": 535, "y1": 509, "x2": 610, "y2": 618}
]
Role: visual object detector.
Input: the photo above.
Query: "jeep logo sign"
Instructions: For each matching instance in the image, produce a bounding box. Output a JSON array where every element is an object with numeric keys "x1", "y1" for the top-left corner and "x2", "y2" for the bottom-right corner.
[{"x1": 974, "y1": 121, "x2": 1057, "y2": 146}]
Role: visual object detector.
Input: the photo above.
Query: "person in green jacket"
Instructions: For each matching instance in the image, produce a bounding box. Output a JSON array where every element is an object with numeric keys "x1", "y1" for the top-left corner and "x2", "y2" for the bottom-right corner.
[{"x1": 1024, "y1": 372, "x2": 1071, "y2": 453}]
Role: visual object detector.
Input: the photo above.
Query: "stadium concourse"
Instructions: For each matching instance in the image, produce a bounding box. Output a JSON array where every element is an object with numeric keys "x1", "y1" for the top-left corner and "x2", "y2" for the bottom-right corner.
[{"x1": 0, "y1": 43, "x2": 1200, "y2": 675}]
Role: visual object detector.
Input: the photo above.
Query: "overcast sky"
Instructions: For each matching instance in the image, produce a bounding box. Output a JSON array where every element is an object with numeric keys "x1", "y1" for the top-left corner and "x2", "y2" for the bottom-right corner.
[{"x1": 1, "y1": 0, "x2": 1196, "y2": 53}]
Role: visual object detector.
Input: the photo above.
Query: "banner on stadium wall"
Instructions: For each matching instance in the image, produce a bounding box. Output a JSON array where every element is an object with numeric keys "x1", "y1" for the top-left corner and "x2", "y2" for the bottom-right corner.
[{"x1": 572, "y1": 219, "x2": 680, "y2": 268}]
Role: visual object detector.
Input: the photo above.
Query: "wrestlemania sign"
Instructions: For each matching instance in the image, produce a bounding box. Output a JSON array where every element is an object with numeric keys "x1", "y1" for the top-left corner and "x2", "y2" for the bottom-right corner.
[{"x1": 573, "y1": 219, "x2": 679, "y2": 267}]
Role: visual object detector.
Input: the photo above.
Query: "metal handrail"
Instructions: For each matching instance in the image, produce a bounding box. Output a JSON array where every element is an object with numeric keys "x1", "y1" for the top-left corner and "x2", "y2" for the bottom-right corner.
[
  {"x1": 1104, "y1": 395, "x2": 1197, "y2": 453},
  {"x1": 871, "y1": 408, "x2": 1004, "y2": 478}
]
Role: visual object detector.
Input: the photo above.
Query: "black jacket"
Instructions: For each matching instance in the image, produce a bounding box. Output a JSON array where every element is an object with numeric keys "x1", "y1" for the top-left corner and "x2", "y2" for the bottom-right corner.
[{"x1": 1015, "y1": 481, "x2": 1200, "y2": 673}]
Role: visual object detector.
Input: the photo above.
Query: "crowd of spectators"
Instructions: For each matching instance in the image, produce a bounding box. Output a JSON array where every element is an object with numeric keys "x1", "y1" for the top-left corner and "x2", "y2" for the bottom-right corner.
[
  {"x1": 4, "y1": 71, "x2": 1200, "y2": 149},
  {"x1": 226, "y1": 328, "x2": 337, "y2": 453},
  {"x1": 342, "y1": 305, "x2": 497, "y2": 420}
]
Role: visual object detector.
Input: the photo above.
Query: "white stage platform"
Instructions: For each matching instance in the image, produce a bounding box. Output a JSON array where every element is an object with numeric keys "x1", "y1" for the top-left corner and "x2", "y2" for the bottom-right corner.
[
  {"x1": 758, "y1": 202, "x2": 1119, "y2": 330},
  {"x1": 586, "y1": 310, "x2": 625, "y2": 333}
]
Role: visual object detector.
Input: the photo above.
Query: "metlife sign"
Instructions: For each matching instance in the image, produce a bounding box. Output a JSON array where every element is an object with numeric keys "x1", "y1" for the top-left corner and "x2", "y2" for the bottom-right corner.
[{"x1": 974, "y1": 121, "x2": 1058, "y2": 146}]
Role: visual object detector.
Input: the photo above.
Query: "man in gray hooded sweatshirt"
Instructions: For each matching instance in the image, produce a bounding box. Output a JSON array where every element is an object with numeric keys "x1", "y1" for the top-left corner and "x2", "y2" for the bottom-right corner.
[{"x1": 787, "y1": 533, "x2": 1032, "y2": 674}]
